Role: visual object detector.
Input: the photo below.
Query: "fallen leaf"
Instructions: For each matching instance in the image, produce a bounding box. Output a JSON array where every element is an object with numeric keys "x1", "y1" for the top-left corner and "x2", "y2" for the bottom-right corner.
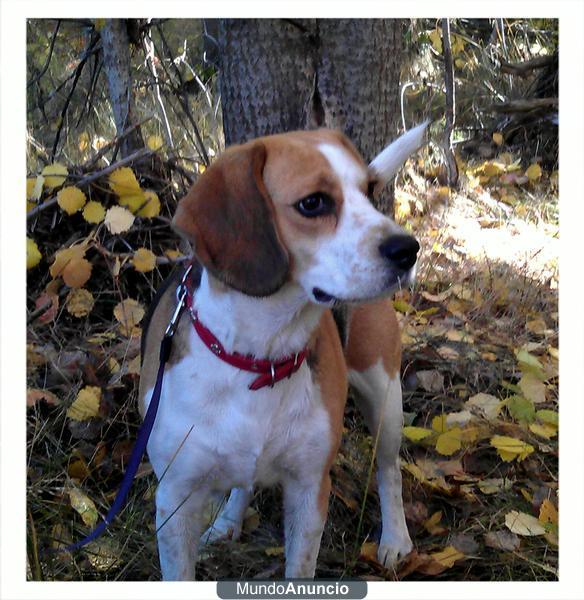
[
  {"x1": 484, "y1": 530, "x2": 520, "y2": 551},
  {"x1": 490, "y1": 435, "x2": 534, "y2": 462},
  {"x1": 34, "y1": 292, "x2": 59, "y2": 325},
  {"x1": 147, "y1": 134, "x2": 164, "y2": 151},
  {"x1": 109, "y1": 167, "x2": 142, "y2": 198},
  {"x1": 504, "y1": 510, "x2": 546, "y2": 536},
  {"x1": 450, "y1": 533, "x2": 478, "y2": 554},
  {"x1": 41, "y1": 163, "x2": 68, "y2": 190},
  {"x1": 423, "y1": 511, "x2": 447, "y2": 535},
  {"x1": 66, "y1": 288, "x2": 95, "y2": 317},
  {"x1": 27, "y1": 388, "x2": 60, "y2": 407},
  {"x1": 104, "y1": 206, "x2": 135, "y2": 234},
  {"x1": 113, "y1": 298, "x2": 145, "y2": 336},
  {"x1": 525, "y1": 163, "x2": 542, "y2": 182},
  {"x1": 466, "y1": 393, "x2": 502, "y2": 420},
  {"x1": 82, "y1": 200, "x2": 106, "y2": 224},
  {"x1": 69, "y1": 488, "x2": 98, "y2": 527},
  {"x1": 137, "y1": 190, "x2": 161, "y2": 218},
  {"x1": 86, "y1": 538, "x2": 120, "y2": 571},
  {"x1": 437, "y1": 345, "x2": 460, "y2": 360},
  {"x1": 430, "y1": 545, "x2": 465, "y2": 568},
  {"x1": 393, "y1": 299, "x2": 415, "y2": 314},
  {"x1": 66, "y1": 386, "x2": 101, "y2": 421},
  {"x1": 57, "y1": 186, "x2": 87, "y2": 215},
  {"x1": 62, "y1": 257, "x2": 92, "y2": 288},
  {"x1": 518, "y1": 373, "x2": 547, "y2": 404},
  {"x1": 492, "y1": 132, "x2": 504, "y2": 146},
  {"x1": 435, "y1": 427, "x2": 462, "y2": 456},
  {"x1": 526, "y1": 319, "x2": 548, "y2": 335},
  {"x1": 403, "y1": 426, "x2": 433, "y2": 442},
  {"x1": 505, "y1": 395, "x2": 536, "y2": 423},
  {"x1": 538, "y1": 499, "x2": 558, "y2": 525},
  {"x1": 264, "y1": 546, "x2": 284, "y2": 556},
  {"x1": 536, "y1": 409, "x2": 558, "y2": 426},
  {"x1": 417, "y1": 369, "x2": 444, "y2": 392},
  {"x1": 132, "y1": 248, "x2": 157, "y2": 273},
  {"x1": 529, "y1": 423, "x2": 557, "y2": 439},
  {"x1": 477, "y1": 478, "x2": 512, "y2": 495},
  {"x1": 360, "y1": 541, "x2": 380, "y2": 563},
  {"x1": 27, "y1": 238, "x2": 42, "y2": 269},
  {"x1": 50, "y1": 245, "x2": 87, "y2": 278}
]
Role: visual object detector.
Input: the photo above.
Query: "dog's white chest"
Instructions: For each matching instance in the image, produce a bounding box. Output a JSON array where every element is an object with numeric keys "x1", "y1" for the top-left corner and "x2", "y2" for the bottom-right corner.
[{"x1": 144, "y1": 327, "x2": 331, "y2": 492}]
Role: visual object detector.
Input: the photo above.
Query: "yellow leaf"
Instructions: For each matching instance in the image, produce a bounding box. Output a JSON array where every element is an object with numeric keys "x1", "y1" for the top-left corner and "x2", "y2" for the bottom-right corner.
[
  {"x1": 482, "y1": 161, "x2": 506, "y2": 178},
  {"x1": 137, "y1": 190, "x2": 161, "y2": 218},
  {"x1": 132, "y1": 248, "x2": 157, "y2": 273},
  {"x1": 118, "y1": 193, "x2": 146, "y2": 213},
  {"x1": 430, "y1": 545, "x2": 465, "y2": 567},
  {"x1": 402, "y1": 462, "x2": 426, "y2": 482},
  {"x1": 429, "y1": 29, "x2": 443, "y2": 53},
  {"x1": 147, "y1": 134, "x2": 164, "y2": 151},
  {"x1": 94, "y1": 18, "x2": 105, "y2": 31},
  {"x1": 393, "y1": 299, "x2": 415, "y2": 314},
  {"x1": 66, "y1": 288, "x2": 95, "y2": 317},
  {"x1": 63, "y1": 257, "x2": 92, "y2": 288},
  {"x1": 114, "y1": 298, "x2": 145, "y2": 336},
  {"x1": 432, "y1": 414, "x2": 448, "y2": 434},
  {"x1": 50, "y1": 245, "x2": 86, "y2": 278},
  {"x1": 504, "y1": 510, "x2": 546, "y2": 536},
  {"x1": 490, "y1": 435, "x2": 534, "y2": 462},
  {"x1": 454, "y1": 57, "x2": 466, "y2": 69},
  {"x1": 264, "y1": 546, "x2": 284, "y2": 556},
  {"x1": 82, "y1": 201, "x2": 106, "y2": 224},
  {"x1": 423, "y1": 510, "x2": 446, "y2": 534},
  {"x1": 27, "y1": 238, "x2": 42, "y2": 269},
  {"x1": 547, "y1": 346, "x2": 559, "y2": 360},
  {"x1": 104, "y1": 206, "x2": 135, "y2": 234},
  {"x1": 41, "y1": 163, "x2": 68, "y2": 190},
  {"x1": 526, "y1": 319, "x2": 547, "y2": 335},
  {"x1": 492, "y1": 132, "x2": 504, "y2": 146},
  {"x1": 67, "y1": 386, "x2": 101, "y2": 421},
  {"x1": 514, "y1": 348, "x2": 544, "y2": 372},
  {"x1": 518, "y1": 372, "x2": 546, "y2": 404},
  {"x1": 435, "y1": 427, "x2": 462, "y2": 456},
  {"x1": 478, "y1": 478, "x2": 506, "y2": 494},
  {"x1": 57, "y1": 186, "x2": 87, "y2": 215},
  {"x1": 109, "y1": 167, "x2": 142, "y2": 198},
  {"x1": 528, "y1": 423, "x2": 557, "y2": 439},
  {"x1": 525, "y1": 163, "x2": 542, "y2": 182},
  {"x1": 538, "y1": 499, "x2": 558, "y2": 526},
  {"x1": 69, "y1": 488, "x2": 98, "y2": 528},
  {"x1": 403, "y1": 426, "x2": 433, "y2": 442},
  {"x1": 359, "y1": 541, "x2": 379, "y2": 562},
  {"x1": 27, "y1": 177, "x2": 36, "y2": 199},
  {"x1": 78, "y1": 131, "x2": 90, "y2": 152},
  {"x1": 164, "y1": 249, "x2": 183, "y2": 260}
]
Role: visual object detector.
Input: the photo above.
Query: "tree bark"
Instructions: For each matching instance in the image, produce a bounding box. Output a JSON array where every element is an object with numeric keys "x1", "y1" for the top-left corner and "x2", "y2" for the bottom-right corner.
[
  {"x1": 217, "y1": 19, "x2": 404, "y2": 215},
  {"x1": 441, "y1": 19, "x2": 458, "y2": 188},
  {"x1": 101, "y1": 19, "x2": 144, "y2": 158}
]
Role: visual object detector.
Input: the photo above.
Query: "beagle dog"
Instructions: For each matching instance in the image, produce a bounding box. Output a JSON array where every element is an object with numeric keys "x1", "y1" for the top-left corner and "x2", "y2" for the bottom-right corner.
[{"x1": 139, "y1": 123, "x2": 427, "y2": 580}]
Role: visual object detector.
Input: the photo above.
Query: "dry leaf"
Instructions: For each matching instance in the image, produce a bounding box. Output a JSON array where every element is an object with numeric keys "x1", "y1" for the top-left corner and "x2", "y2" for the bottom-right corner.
[
  {"x1": 430, "y1": 545, "x2": 465, "y2": 568},
  {"x1": 528, "y1": 423, "x2": 557, "y2": 439},
  {"x1": 114, "y1": 299, "x2": 145, "y2": 336},
  {"x1": 403, "y1": 426, "x2": 433, "y2": 442},
  {"x1": 504, "y1": 510, "x2": 546, "y2": 536},
  {"x1": 66, "y1": 288, "x2": 95, "y2": 317},
  {"x1": 104, "y1": 206, "x2": 135, "y2": 234},
  {"x1": 491, "y1": 436, "x2": 534, "y2": 462},
  {"x1": 82, "y1": 201, "x2": 106, "y2": 224},
  {"x1": 27, "y1": 388, "x2": 60, "y2": 407},
  {"x1": 132, "y1": 248, "x2": 157, "y2": 273},
  {"x1": 57, "y1": 186, "x2": 87, "y2": 215},
  {"x1": 359, "y1": 541, "x2": 380, "y2": 563},
  {"x1": 27, "y1": 237, "x2": 42, "y2": 269},
  {"x1": 109, "y1": 167, "x2": 142, "y2": 197},
  {"x1": 137, "y1": 190, "x2": 161, "y2": 218},
  {"x1": 505, "y1": 395, "x2": 536, "y2": 423},
  {"x1": 484, "y1": 530, "x2": 520, "y2": 551},
  {"x1": 435, "y1": 427, "x2": 462, "y2": 456},
  {"x1": 41, "y1": 163, "x2": 68, "y2": 190},
  {"x1": 67, "y1": 386, "x2": 101, "y2": 421},
  {"x1": 50, "y1": 245, "x2": 86, "y2": 278},
  {"x1": 525, "y1": 163, "x2": 542, "y2": 182},
  {"x1": 518, "y1": 373, "x2": 547, "y2": 404},
  {"x1": 34, "y1": 292, "x2": 59, "y2": 325},
  {"x1": 492, "y1": 132, "x2": 504, "y2": 146},
  {"x1": 465, "y1": 393, "x2": 502, "y2": 420},
  {"x1": 147, "y1": 135, "x2": 164, "y2": 151},
  {"x1": 538, "y1": 499, "x2": 558, "y2": 525},
  {"x1": 423, "y1": 511, "x2": 446, "y2": 535},
  {"x1": 63, "y1": 257, "x2": 92, "y2": 288},
  {"x1": 69, "y1": 488, "x2": 98, "y2": 527},
  {"x1": 417, "y1": 370, "x2": 444, "y2": 392}
]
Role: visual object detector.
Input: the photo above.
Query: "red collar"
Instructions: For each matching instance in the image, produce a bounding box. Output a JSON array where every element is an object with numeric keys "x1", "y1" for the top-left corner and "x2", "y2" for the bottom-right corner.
[{"x1": 184, "y1": 278, "x2": 308, "y2": 391}]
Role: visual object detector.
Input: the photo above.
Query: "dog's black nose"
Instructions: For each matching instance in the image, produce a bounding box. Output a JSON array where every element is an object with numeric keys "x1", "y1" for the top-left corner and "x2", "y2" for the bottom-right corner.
[{"x1": 379, "y1": 234, "x2": 420, "y2": 271}]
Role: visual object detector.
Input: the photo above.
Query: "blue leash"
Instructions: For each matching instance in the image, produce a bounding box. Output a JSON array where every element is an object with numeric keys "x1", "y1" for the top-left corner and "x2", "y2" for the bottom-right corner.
[{"x1": 50, "y1": 267, "x2": 191, "y2": 555}]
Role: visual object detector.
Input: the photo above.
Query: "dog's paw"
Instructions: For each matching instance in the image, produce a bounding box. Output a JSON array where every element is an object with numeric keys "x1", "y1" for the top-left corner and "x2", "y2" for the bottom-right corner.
[
  {"x1": 200, "y1": 518, "x2": 241, "y2": 546},
  {"x1": 377, "y1": 533, "x2": 414, "y2": 569}
]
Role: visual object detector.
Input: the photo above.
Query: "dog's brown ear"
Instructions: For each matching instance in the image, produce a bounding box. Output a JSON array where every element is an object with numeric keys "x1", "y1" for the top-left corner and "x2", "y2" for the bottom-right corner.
[{"x1": 172, "y1": 141, "x2": 289, "y2": 297}]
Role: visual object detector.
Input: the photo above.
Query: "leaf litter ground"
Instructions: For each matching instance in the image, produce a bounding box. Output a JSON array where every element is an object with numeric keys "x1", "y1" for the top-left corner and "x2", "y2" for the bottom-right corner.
[{"x1": 27, "y1": 154, "x2": 558, "y2": 581}]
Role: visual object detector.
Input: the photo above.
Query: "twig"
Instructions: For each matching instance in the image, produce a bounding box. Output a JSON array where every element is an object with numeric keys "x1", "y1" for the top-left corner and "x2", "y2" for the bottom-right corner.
[
  {"x1": 143, "y1": 21, "x2": 174, "y2": 149},
  {"x1": 27, "y1": 148, "x2": 155, "y2": 220},
  {"x1": 441, "y1": 18, "x2": 458, "y2": 188},
  {"x1": 500, "y1": 55, "x2": 555, "y2": 78},
  {"x1": 51, "y1": 34, "x2": 100, "y2": 160},
  {"x1": 27, "y1": 20, "x2": 61, "y2": 89},
  {"x1": 81, "y1": 116, "x2": 153, "y2": 171}
]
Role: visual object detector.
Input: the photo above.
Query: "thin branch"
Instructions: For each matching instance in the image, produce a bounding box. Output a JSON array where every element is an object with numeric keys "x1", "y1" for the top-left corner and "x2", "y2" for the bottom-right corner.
[
  {"x1": 441, "y1": 18, "x2": 458, "y2": 188},
  {"x1": 27, "y1": 20, "x2": 62, "y2": 89}
]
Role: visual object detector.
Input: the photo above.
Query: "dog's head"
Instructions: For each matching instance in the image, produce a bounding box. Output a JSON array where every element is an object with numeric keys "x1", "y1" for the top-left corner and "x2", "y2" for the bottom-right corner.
[{"x1": 173, "y1": 124, "x2": 427, "y2": 304}]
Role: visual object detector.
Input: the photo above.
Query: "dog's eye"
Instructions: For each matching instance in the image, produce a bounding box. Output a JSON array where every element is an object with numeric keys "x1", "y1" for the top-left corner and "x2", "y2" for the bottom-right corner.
[{"x1": 295, "y1": 193, "x2": 334, "y2": 218}]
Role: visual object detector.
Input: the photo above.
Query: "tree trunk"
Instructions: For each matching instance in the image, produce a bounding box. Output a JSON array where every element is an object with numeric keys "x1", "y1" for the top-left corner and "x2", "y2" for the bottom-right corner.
[
  {"x1": 217, "y1": 19, "x2": 404, "y2": 215},
  {"x1": 101, "y1": 19, "x2": 144, "y2": 158}
]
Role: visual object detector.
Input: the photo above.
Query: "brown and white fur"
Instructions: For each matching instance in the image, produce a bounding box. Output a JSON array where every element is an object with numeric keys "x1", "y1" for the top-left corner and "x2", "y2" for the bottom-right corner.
[{"x1": 139, "y1": 123, "x2": 428, "y2": 580}]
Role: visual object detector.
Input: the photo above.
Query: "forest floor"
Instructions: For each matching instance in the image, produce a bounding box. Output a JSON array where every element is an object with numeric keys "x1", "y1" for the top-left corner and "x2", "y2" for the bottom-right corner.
[{"x1": 26, "y1": 152, "x2": 558, "y2": 582}]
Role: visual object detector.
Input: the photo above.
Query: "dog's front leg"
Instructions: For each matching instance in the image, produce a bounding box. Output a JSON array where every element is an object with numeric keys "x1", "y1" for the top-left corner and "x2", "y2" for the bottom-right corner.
[
  {"x1": 282, "y1": 474, "x2": 329, "y2": 578},
  {"x1": 155, "y1": 479, "x2": 207, "y2": 580}
]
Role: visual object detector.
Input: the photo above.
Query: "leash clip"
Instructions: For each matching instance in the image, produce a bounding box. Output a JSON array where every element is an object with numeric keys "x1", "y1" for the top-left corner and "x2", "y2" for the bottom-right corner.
[{"x1": 165, "y1": 264, "x2": 193, "y2": 338}]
